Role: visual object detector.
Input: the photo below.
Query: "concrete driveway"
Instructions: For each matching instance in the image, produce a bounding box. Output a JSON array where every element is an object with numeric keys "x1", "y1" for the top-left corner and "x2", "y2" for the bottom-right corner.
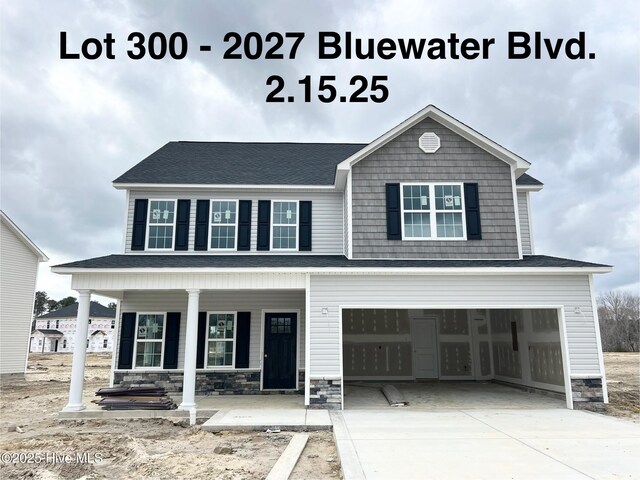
[{"x1": 331, "y1": 409, "x2": 640, "y2": 479}]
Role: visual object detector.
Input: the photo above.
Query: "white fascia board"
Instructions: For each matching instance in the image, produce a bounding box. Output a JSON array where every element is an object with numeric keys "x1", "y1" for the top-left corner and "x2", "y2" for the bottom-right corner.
[
  {"x1": 336, "y1": 104, "x2": 531, "y2": 174},
  {"x1": 112, "y1": 183, "x2": 337, "y2": 191},
  {"x1": 51, "y1": 266, "x2": 613, "y2": 275},
  {"x1": 0, "y1": 211, "x2": 49, "y2": 261},
  {"x1": 516, "y1": 185, "x2": 544, "y2": 192}
]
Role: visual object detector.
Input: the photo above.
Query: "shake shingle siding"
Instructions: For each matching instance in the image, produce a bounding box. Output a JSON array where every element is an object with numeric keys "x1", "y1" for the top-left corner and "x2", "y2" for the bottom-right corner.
[{"x1": 351, "y1": 117, "x2": 519, "y2": 259}]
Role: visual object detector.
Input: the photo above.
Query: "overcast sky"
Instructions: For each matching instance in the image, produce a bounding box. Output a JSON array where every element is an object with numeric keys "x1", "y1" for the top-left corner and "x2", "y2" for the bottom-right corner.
[{"x1": 1, "y1": 0, "x2": 638, "y2": 303}]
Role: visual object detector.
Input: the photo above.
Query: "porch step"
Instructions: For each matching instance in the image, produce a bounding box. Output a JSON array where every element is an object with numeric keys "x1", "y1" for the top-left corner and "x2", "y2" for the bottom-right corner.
[{"x1": 201, "y1": 409, "x2": 332, "y2": 432}]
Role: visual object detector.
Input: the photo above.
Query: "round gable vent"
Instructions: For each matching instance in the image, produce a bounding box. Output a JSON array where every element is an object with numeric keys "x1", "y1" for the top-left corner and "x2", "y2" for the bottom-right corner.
[{"x1": 418, "y1": 132, "x2": 441, "y2": 153}]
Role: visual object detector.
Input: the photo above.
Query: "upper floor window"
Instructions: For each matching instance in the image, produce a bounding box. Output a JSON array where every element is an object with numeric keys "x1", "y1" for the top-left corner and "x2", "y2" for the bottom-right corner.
[
  {"x1": 210, "y1": 200, "x2": 238, "y2": 250},
  {"x1": 401, "y1": 183, "x2": 466, "y2": 240},
  {"x1": 46, "y1": 320, "x2": 50, "y2": 328},
  {"x1": 272, "y1": 201, "x2": 298, "y2": 250},
  {"x1": 147, "y1": 200, "x2": 176, "y2": 249},
  {"x1": 111, "y1": 319, "x2": 115, "y2": 329},
  {"x1": 134, "y1": 313, "x2": 165, "y2": 368},
  {"x1": 55, "y1": 320, "x2": 60, "y2": 328}
]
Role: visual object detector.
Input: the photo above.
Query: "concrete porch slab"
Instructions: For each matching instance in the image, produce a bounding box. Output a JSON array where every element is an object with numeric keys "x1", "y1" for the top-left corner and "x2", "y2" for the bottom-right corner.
[{"x1": 202, "y1": 408, "x2": 332, "y2": 432}]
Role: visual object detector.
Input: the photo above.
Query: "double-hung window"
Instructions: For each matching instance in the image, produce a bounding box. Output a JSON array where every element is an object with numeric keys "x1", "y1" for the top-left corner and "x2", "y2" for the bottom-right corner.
[
  {"x1": 147, "y1": 200, "x2": 176, "y2": 249},
  {"x1": 134, "y1": 313, "x2": 165, "y2": 368},
  {"x1": 210, "y1": 200, "x2": 238, "y2": 249},
  {"x1": 401, "y1": 183, "x2": 466, "y2": 239},
  {"x1": 206, "y1": 312, "x2": 236, "y2": 367},
  {"x1": 272, "y1": 201, "x2": 298, "y2": 250}
]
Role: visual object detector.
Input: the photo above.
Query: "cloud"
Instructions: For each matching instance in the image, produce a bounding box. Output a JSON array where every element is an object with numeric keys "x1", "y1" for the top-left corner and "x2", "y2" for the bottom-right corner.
[{"x1": 1, "y1": 0, "x2": 638, "y2": 299}]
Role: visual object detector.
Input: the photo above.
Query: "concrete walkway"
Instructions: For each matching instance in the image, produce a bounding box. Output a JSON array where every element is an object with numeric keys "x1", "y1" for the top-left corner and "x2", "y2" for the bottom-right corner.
[
  {"x1": 202, "y1": 408, "x2": 332, "y2": 432},
  {"x1": 332, "y1": 409, "x2": 640, "y2": 479}
]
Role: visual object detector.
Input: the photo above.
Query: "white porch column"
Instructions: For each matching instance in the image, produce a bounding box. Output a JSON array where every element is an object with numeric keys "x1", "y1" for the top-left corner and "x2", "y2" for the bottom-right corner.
[
  {"x1": 62, "y1": 290, "x2": 91, "y2": 412},
  {"x1": 179, "y1": 289, "x2": 200, "y2": 410}
]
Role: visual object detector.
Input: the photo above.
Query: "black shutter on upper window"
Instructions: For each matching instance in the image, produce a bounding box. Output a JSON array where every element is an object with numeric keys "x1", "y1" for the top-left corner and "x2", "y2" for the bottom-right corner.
[
  {"x1": 131, "y1": 199, "x2": 148, "y2": 251},
  {"x1": 385, "y1": 184, "x2": 402, "y2": 240},
  {"x1": 196, "y1": 312, "x2": 207, "y2": 368},
  {"x1": 235, "y1": 312, "x2": 251, "y2": 368},
  {"x1": 117, "y1": 312, "x2": 136, "y2": 369},
  {"x1": 174, "y1": 200, "x2": 191, "y2": 251},
  {"x1": 464, "y1": 183, "x2": 482, "y2": 240},
  {"x1": 299, "y1": 201, "x2": 312, "y2": 251},
  {"x1": 194, "y1": 200, "x2": 210, "y2": 251},
  {"x1": 257, "y1": 200, "x2": 271, "y2": 251},
  {"x1": 163, "y1": 312, "x2": 181, "y2": 369},
  {"x1": 237, "y1": 200, "x2": 252, "y2": 251}
]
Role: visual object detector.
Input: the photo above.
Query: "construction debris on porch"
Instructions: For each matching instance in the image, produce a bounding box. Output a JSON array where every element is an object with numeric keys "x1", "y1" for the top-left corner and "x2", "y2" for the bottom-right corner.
[{"x1": 94, "y1": 386, "x2": 176, "y2": 410}]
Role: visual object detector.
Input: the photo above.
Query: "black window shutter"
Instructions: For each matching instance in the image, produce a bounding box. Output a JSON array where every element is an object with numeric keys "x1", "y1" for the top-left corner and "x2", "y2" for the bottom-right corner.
[
  {"x1": 464, "y1": 183, "x2": 482, "y2": 240},
  {"x1": 131, "y1": 199, "x2": 148, "y2": 250},
  {"x1": 117, "y1": 312, "x2": 136, "y2": 369},
  {"x1": 386, "y1": 184, "x2": 402, "y2": 240},
  {"x1": 175, "y1": 200, "x2": 191, "y2": 251},
  {"x1": 196, "y1": 312, "x2": 207, "y2": 368},
  {"x1": 194, "y1": 200, "x2": 210, "y2": 251},
  {"x1": 257, "y1": 200, "x2": 271, "y2": 251},
  {"x1": 299, "y1": 201, "x2": 312, "y2": 251},
  {"x1": 237, "y1": 200, "x2": 252, "y2": 251},
  {"x1": 163, "y1": 312, "x2": 181, "y2": 369},
  {"x1": 235, "y1": 312, "x2": 251, "y2": 368}
]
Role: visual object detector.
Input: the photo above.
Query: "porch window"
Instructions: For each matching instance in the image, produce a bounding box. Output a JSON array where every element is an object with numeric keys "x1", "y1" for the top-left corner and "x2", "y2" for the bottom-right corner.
[
  {"x1": 206, "y1": 312, "x2": 235, "y2": 367},
  {"x1": 210, "y1": 200, "x2": 238, "y2": 249},
  {"x1": 272, "y1": 201, "x2": 298, "y2": 250},
  {"x1": 147, "y1": 200, "x2": 176, "y2": 249},
  {"x1": 134, "y1": 313, "x2": 165, "y2": 368},
  {"x1": 401, "y1": 183, "x2": 465, "y2": 239}
]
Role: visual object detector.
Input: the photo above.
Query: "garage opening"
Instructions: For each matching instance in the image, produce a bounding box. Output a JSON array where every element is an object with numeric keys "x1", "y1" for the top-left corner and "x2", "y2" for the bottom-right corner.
[{"x1": 342, "y1": 308, "x2": 567, "y2": 409}]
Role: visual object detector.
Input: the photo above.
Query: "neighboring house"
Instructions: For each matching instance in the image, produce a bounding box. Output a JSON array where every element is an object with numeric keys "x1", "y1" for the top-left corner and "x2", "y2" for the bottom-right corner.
[
  {"x1": 0, "y1": 211, "x2": 48, "y2": 379},
  {"x1": 29, "y1": 302, "x2": 116, "y2": 354},
  {"x1": 52, "y1": 105, "x2": 612, "y2": 413}
]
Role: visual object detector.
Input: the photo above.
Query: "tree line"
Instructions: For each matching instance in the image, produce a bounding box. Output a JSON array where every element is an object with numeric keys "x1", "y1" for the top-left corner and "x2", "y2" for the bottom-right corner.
[
  {"x1": 598, "y1": 290, "x2": 639, "y2": 352},
  {"x1": 33, "y1": 291, "x2": 116, "y2": 317}
]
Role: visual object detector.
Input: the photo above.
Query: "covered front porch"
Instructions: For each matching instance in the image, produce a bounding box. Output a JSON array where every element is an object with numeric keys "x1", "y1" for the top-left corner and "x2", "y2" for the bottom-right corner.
[{"x1": 55, "y1": 268, "x2": 309, "y2": 413}]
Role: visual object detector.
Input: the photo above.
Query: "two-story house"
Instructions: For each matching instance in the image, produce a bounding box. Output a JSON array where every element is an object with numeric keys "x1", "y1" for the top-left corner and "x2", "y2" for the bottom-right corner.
[
  {"x1": 29, "y1": 301, "x2": 116, "y2": 354},
  {"x1": 52, "y1": 105, "x2": 611, "y2": 413}
]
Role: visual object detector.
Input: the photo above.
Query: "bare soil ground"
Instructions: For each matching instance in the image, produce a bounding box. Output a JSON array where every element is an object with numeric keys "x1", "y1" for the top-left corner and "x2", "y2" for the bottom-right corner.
[
  {"x1": 0, "y1": 353, "x2": 341, "y2": 479},
  {"x1": 603, "y1": 352, "x2": 640, "y2": 422}
]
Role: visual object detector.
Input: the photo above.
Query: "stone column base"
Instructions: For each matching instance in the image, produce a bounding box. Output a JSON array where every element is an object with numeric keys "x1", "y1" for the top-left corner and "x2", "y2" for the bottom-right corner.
[
  {"x1": 571, "y1": 378, "x2": 605, "y2": 411},
  {"x1": 308, "y1": 378, "x2": 342, "y2": 409}
]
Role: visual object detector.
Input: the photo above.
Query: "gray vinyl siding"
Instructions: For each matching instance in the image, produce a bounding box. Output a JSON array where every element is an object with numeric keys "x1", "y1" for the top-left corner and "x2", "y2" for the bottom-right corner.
[
  {"x1": 308, "y1": 274, "x2": 600, "y2": 379},
  {"x1": 125, "y1": 189, "x2": 343, "y2": 254},
  {"x1": 351, "y1": 117, "x2": 519, "y2": 259},
  {"x1": 518, "y1": 191, "x2": 532, "y2": 255},
  {"x1": 115, "y1": 289, "x2": 305, "y2": 371},
  {"x1": 0, "y1": 221, "x2": 39, "y2": 376}
]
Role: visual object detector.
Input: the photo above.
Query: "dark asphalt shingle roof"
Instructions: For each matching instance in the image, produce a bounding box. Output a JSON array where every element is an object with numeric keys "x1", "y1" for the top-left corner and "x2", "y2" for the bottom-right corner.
[
  {"x1": 36, "y1": 329, "x2": 64, "y2": 336},
  {"x1": 113, "y1": 142, "x2": 367, "y2": 186},
  {"x1": 54, "y1": 254, "x2": 609, "y2": 270},
  {"x1": 516, "y1": 173, "x2": 543, "y2": 186},
  {"x1": 37, "y1": 301, "x2": 116, "y2": 319}
]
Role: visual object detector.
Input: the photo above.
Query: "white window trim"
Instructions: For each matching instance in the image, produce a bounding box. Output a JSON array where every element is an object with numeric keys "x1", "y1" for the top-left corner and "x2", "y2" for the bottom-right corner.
[
  {"x1": 270, "y1": 200, "x2": 299, "y2": 251},
  {"x1": 132, "y1": 312, "x2": 166, "y2": 370},
  {"x1": 146, "y1": 199, "x2": 177, "y2": 251},
  {"x1": 208, "y1": 199, "x2": 239, "y2": 251},
  {"x1": 205, "y1": 311, "x2": 237, "y2": 369},
  {"x1": 400, "y1": 182, "x2": 467, "y2": 241}
]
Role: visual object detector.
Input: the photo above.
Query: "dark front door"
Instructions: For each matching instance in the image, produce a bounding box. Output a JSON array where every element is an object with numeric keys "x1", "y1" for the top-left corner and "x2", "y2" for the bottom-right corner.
[{"x1": 263, "y1": 312, "x2": 297, "y2": 389}]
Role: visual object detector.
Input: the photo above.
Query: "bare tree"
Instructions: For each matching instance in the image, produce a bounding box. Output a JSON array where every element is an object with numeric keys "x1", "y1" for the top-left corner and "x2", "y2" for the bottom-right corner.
[{"x1": 598, "y1": 290, "x2": 640, "y2": 352}]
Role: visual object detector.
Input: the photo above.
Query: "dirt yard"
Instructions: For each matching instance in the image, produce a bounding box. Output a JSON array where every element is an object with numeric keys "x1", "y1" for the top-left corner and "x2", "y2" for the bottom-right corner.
[
  {"x1": 603, "y1": 352, "x2": 640, "y2": 422},
  {"x1": 0, "y1": 353, "x2": 341, "y2": 480}
]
